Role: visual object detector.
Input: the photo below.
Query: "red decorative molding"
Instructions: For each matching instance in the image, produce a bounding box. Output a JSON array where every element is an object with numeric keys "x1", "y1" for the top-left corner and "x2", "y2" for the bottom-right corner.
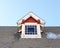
[{"x1": 21, "y1": 16, "x2": 40, "y2": 24}]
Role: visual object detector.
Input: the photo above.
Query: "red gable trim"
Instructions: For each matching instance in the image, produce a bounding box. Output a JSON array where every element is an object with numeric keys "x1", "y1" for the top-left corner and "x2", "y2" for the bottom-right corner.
[{"x1": 21, "y1": 16, "x2": 40, "y2": 24}]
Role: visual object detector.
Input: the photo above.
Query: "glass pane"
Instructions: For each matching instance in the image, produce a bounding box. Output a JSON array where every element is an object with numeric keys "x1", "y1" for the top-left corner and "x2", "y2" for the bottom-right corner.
[
  {"x1": 25, "y1": 25, "x2": 37, "y2": 35},
  {"x1": 28, "y1": 27, "x2": 34, "y2": 32}
]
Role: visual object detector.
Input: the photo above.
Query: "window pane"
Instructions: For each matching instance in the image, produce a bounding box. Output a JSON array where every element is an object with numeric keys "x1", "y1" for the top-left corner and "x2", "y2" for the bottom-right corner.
[
  {"x1": 25, "y1": 25, "x2": 37, "y2": 35},
  {"x1": 28, "y1": 27, "x2": 34, "y2": 32}
]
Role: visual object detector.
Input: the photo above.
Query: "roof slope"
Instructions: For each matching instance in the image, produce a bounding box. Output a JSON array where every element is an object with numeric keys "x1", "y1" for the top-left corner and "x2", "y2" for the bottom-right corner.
[{"x1": 0, "y1": 26, "x2": 60, "y2": 48}]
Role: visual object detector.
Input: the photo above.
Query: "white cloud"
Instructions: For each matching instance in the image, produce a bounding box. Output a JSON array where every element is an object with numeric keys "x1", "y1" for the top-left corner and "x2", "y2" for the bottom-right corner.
[{"x1": 46, "y1": 32, "x2": 60, "y2": 39}]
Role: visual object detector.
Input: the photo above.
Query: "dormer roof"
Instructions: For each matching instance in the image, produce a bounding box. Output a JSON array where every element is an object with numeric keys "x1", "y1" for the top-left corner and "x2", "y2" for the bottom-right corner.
[{"x1": 17, "y1": 12, "x2": 45, "y2": 25}]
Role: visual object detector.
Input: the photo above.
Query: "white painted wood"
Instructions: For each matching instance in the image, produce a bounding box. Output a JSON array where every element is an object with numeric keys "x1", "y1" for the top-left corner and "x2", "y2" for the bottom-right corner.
[{"x1": 21, "y1": 23, "x2": 41, "y2": 38}]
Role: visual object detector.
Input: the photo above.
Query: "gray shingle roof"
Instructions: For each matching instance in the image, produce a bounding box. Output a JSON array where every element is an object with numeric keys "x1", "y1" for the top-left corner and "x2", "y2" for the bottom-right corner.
[{"x1": 0, "y1": 26, "x2": 60, "y2": 48}]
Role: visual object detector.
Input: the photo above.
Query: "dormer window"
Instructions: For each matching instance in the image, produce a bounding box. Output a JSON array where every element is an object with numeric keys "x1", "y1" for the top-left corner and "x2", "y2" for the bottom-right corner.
[{"x1": 17, "y1": 12, "x2": 45, "y2": 38}]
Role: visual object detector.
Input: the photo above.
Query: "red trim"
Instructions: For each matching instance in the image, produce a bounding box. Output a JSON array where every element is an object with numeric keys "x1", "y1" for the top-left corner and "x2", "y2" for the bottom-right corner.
[{"x1": 21, "y1": 16, "x2": 40, "y2": 24}]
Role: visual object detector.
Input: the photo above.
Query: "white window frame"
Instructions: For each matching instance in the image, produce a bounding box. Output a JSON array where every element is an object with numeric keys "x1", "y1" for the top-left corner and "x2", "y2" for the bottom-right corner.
[
  {"x1": 25, "y1": 25, "x2": 37, "y2": 35},
  {"x1": 21, "y1": 23, "x2": 41, "y2": 38}
]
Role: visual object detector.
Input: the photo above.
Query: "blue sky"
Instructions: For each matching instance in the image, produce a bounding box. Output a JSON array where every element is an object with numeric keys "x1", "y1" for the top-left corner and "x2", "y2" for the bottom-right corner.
[{"x1": 0, "y1": 0, "x2": 60, "y2": 26}]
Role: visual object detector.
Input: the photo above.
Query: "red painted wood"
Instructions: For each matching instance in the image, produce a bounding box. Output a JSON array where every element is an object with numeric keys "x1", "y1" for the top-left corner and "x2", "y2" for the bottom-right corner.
[{"x1": 22, "y1": 16, "x2": 40, "y2": 24}]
